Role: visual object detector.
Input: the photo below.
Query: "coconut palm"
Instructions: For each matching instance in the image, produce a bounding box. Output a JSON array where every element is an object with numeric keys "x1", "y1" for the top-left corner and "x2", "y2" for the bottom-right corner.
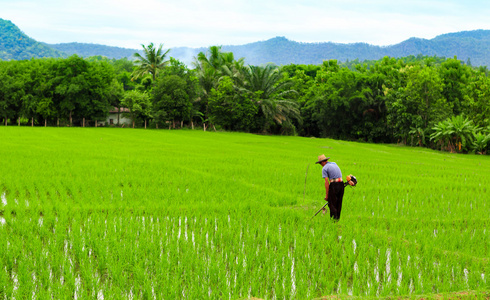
[
  {"x1": 219, "y1": 51, "x2": 245, "y2": 82},
  {"x1": 238, "y1": 65, "x2": 300, "y2": 132},
  {"x1": 193, "y1": 46, "x2": 245, "y2": 123},
  {"x1": 193, "y1": 46, "x2": 244, "y2": 87},
  {"x1": 133, "y1": 43, "x2": 171, "y2": 81}
]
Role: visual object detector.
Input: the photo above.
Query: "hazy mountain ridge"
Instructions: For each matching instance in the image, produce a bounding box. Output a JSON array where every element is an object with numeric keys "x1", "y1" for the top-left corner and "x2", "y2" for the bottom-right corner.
[{"x1": 1, "y1": 18, "x2": 490, "y2": 66}]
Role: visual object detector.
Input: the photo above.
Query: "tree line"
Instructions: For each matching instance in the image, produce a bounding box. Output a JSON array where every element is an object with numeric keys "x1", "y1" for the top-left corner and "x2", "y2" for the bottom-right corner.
[{"x1": 1, "y1": 43, "x2": 489, "y2": 154}]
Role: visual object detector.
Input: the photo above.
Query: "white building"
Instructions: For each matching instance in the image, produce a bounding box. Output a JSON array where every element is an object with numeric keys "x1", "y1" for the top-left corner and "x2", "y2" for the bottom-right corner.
[{"x1": 106, "y1": 107, "x2": 132, "y2": 126}]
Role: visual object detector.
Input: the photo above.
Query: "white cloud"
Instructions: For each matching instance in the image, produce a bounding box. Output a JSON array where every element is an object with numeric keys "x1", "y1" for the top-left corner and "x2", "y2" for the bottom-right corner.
[{"x1": 1, "y1": 0, "x2": 489, "y2": 49}]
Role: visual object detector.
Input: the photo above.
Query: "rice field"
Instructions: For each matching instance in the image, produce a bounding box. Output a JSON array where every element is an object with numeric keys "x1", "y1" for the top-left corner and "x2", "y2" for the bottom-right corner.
[{"x1": 0, "y1": 127, "x2": 489, "y2": 299}]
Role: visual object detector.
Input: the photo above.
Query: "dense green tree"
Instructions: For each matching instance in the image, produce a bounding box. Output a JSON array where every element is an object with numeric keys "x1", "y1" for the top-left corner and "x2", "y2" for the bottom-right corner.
[
  {"x1": 354, "y1": 71, "x2": 390, "y2": 142},
  {"x1": 152, "y1": 75, "x2": 192, "y2": 128},
  {"x1": 439, "y1": 57, "x2": 472, "y2": 115},
  {"x1": 21, "y1": 59, "x2": 56, "y2": 126},
  {"x1": 106, "y1": 78, "x2": 125, "y2": 123},
  {"x1": 121, "y1": 90, "x2": 152, "y2": 128},
  {"x1": 109, "y1": 57, "x2": 134, "y2": 74},
  {"x1": 0, "y1": 51, "x2": 489, "y2": 154},
  {"x1": 49, "y1": 56, "x2": 88, "y2": 125},
  {"x1": 386, "y1": 64, "x2": 449, "y2": 144},
  {"x1": 305, "y1": 65, "x2": 365, "y2": 139},
  {"x1": 48, "y1": 56, "x2": 115, "y2": 126},
  {"x1": 150, "y1": 58, "x2": 200, "y2": 128},
  {"x1": 0, "y1": 61, "x2": 25, "y2": 125},
  {"x1": 284, "y1": 66, "x2": 317, "y2": 135},
  {"x1": 406, "y1": 65, "x2": 449, "y2": 128},
  {"x1": 463, "y1": 72, "x2": 490, "y2": 128},
  {"x1": 208, "y1": 76, "x2": 259, "y2": 131}
]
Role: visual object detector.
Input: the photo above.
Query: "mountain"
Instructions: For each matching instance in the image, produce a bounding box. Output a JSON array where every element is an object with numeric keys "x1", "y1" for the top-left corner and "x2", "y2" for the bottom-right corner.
[
  {"x1": 48, "y1": 42, "x2": 136, "y2": 60},
  {"x1": 221, "y1": 32, "x2": 490, "y2": 66},
  {"x1": 44, "y1": 31, "x2": 490, "y2": 67},
  {"x1": 2, "y1": 17, "x2": 490, "y2": 66},
  {"x1": 0, "y1": 19, "x2": 64, "y2": 60},
  {"x1": 48, "y1": 42, "x2": 209, "y2": 66}
]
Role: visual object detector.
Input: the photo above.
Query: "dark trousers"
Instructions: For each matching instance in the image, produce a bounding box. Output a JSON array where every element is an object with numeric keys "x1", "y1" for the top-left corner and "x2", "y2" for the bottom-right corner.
[{"x1": 327, "y1": 182, "x2": 345, "y2": 220}]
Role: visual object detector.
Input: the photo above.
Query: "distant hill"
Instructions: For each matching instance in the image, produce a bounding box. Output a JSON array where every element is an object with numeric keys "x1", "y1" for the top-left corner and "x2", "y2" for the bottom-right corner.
[
  {"x1": 2, "y1": 17, "x2": 490, "y2": 66},
  {"x1": 0, "y1": 19, "x2": 64, "y2": 60},
  {"x1": 43, "y1": 31, "x2": 490, "y2": 67},
  {"x1": 222, "y1": 33, "x2": 490, "y2": 66},
  {"x1": 48, "y1": 42, "x2": 208, "y2": 66},
  {"x1": 49, "y1": 42, "x2": 137, "y2": 60}
]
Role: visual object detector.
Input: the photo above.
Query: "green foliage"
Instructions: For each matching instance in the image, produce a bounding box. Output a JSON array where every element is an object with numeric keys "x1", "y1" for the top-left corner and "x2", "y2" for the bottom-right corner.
[
  {"x1": 208, "y1": 76, "x2": 259, "y2": 131},
  {"x1": 192, "y1": 46, "x2": 245, "y2": 121},
  {"x1": 151, "y1": 58, "x2": 200, "y2": 128},
  {"x1": 47, "y1": 55, "x2": 114, "y2": 124},
  {"x1": 0, "y1": 128, "x2": 489, "y2": 298},
  {"x1": 447, "y1": 115, "x2": 477, "y2": 152},
  {"x1": 0, "y1": 61, "x2": 25, "y2": 124},
  {"x1": 472, "y1": 132, "x2": 490, "y2": 154},
  {"x1": 0, "y1": 18, "x2": 65, "y2": 60},
  {"x1": 120, "y1": 90, "x2": 151, "y2": 127},
  {"x1": 238, "y1": 65, "x2": 300, "y2": 133},
  {"x1": 0, "y1": 43, "x2": 489, "y2": 154},
  {"x1": 439, "y1": 57, "x2": 472, "y2": 115},
  {"x1": 430, "y1": 120, "x2": 453, "y2": 151},
  {"x1": 132, "y1": 43, "x2": 171, "y2": 81},
  {"x1": 430, "y1": 115, "x2": 478, "y2": 153},
  {"x1": 152, "y1": 75, "x2": 191, "y2": 127}
]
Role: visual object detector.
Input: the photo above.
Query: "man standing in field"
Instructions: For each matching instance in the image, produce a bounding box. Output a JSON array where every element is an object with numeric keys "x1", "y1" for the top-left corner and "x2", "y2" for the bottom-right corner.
[{"x1": 316, "y1": 154, "x2": 345, "y2": 220}]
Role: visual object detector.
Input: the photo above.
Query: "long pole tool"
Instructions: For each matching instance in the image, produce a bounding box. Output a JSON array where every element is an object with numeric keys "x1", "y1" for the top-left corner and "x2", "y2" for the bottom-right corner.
[{"x1": 311, "y1": 202, "x2": 328, "y2": 220}]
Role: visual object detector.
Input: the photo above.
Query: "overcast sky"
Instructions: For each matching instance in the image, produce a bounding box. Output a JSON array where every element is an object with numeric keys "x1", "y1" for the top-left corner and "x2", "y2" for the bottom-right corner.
[{"x1": 2, "y1": 0, "x2": 490, "y2": 50}]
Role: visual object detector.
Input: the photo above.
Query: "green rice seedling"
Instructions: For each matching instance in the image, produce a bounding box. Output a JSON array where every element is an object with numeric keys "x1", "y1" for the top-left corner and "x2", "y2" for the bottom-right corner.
[{"x1": 0, "y1": 127, "x2": 489, "y2": 298}]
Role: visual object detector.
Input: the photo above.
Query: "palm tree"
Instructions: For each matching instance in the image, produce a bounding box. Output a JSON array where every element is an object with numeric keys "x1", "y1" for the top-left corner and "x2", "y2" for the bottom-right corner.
[
  {"x1": 195, "y1": 46, "x2": 222, "y2": 71},
  {"x1": 192, "y1": 46, "x2": 245, "y2": 124},
  {"x1": 193, "y1": 46, "x2": 225, "y2": 91},
  {"x1": 219, "y1": 51, "x2": 245, "y2": 82},
  {"x1": 239, "y1": 65, "x2": 300, "y2": 132},
  {"x1": 133, "y1": 43, "x2": 171, "y2": 81}
]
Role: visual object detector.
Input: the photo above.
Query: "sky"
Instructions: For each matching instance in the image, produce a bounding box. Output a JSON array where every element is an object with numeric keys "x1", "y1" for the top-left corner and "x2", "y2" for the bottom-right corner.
[{"x1": 2, "y1": 0, "x2": 490, "y2": 50}]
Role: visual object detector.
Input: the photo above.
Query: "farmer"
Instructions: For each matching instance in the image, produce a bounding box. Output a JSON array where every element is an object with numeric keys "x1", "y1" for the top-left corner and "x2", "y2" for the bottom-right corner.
[{"x1": 315, "y1": 154, "x2": 346, "y2": 220}]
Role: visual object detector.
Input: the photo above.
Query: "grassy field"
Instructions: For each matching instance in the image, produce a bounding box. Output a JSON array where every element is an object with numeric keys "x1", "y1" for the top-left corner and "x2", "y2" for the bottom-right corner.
[{"x1": 0, "y1": 127, "x2": 489, "y2": 299}]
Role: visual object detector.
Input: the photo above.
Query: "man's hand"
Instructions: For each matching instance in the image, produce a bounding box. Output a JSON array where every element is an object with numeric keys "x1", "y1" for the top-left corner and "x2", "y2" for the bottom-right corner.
[
  {"x1": 348, "y1": 180, "x2": 355, "y2": 186},
  {"x1": 324, "y1": 196, "x2": 328, "y2": 202}
]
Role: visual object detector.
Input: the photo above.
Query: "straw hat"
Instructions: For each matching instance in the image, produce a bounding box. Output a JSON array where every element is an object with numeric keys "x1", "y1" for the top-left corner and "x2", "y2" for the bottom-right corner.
[{"x1": 315, "y1": 154, "x2": 330, "y2": 164}]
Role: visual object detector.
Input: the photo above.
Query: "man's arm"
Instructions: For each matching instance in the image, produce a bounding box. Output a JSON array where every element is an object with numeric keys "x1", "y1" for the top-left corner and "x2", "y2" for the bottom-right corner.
[{"x1": 324, "y1": 177, "x2": 329, "y2": 201}]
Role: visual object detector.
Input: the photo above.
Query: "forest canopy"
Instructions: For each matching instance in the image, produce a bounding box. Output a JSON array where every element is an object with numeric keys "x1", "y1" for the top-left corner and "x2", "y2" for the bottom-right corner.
[{"x1": 0, "y1": 46, "x2": 489, "y2": 154}]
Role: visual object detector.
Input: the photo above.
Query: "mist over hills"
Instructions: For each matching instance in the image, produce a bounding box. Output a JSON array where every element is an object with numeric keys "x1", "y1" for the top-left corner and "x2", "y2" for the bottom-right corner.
[{"x1": 2, "y1": 18, "x2": 490, "y2": 66}]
